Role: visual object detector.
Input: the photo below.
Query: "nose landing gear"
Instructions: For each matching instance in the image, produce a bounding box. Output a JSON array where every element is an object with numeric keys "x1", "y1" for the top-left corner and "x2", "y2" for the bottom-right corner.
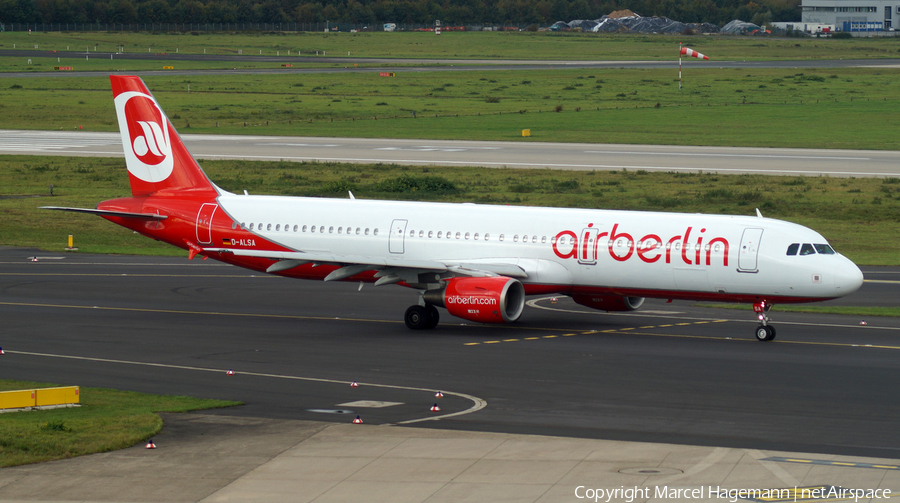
[{"x1": 753, "y1": 301, "x2": 776, "y2": 341}]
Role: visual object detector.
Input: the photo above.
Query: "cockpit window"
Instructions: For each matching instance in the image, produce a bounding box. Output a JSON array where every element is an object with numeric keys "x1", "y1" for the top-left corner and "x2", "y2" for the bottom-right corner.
[
  {"x1": 814, "y1": 244, "x2": 835, "y2": 255},
  {"x1": 799, "y1": 243, "x2": 816, "y2": 255},
  {"x1": 786, "y1": 243, "x2": 799, "y2": 256}
]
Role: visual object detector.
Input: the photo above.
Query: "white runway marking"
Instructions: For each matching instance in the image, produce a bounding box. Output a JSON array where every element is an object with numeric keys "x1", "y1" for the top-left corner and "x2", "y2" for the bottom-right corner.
[
  {"x1": 583, "y1": 150, "x2": 871, "y2": 161},
  {"x1": 6, "y1": 350, "x2": 487, "y2": 424}
]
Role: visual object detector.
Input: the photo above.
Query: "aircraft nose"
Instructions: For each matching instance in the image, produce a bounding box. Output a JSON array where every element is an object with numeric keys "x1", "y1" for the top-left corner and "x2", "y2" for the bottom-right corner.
[{"x1": 834, "y1": 259, "x2": 864, "y2": 295}]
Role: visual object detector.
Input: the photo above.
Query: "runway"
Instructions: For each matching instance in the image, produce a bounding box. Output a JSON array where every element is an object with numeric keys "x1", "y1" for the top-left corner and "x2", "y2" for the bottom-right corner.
[
  {"x1": 1, "y1": 247, "x2": 898, "y2": 459},
  {"x1": 3, "y1": 130, "x2": 899, "y2": 177},
  {"x1": 2, "y1": 50, "x2": 900, "y2": 79}
]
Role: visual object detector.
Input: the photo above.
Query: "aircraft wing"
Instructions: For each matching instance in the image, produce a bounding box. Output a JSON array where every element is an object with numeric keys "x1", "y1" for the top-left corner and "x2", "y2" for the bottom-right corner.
[{"x1": 202, "y1": 247, "x2": 527, "y2": 280}]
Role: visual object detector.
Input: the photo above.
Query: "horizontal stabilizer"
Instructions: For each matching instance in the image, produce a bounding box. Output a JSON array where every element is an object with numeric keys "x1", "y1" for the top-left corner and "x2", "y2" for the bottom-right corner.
[{"x1": 41, "y1": 206, "x2": 167, "y2": 220}]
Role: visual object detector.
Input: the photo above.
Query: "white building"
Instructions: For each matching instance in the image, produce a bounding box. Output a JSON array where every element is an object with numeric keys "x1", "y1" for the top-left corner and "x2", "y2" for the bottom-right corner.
[{"x1": 802, "y1": 0, "x2": 898, "y2": 33}]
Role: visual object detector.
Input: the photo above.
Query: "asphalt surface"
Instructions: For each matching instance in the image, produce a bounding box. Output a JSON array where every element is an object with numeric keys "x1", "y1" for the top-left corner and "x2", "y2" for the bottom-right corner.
[
  {"x1": 4, "y1": 130, "x2": 900, "y2": 177},
  {"x1": 1, "y1": 246, "x2": 898, "y2": 459},
  {"x1": 2, "y1": 50, "x2": 900, "y2": 79}
]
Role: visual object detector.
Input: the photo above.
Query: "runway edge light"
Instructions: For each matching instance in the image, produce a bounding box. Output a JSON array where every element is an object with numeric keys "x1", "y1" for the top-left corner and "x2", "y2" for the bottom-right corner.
[{"x1": 353, "y1": 415, "x2": 363, "y2": 424}]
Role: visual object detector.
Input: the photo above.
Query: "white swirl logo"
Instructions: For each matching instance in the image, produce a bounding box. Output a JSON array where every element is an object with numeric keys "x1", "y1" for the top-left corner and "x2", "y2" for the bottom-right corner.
[
  {"x1": 113, "y1": 91, "x2": 174, "y2": 183},
  {"x1": 132, "y1": 120, "x2": 167, "y2": 158}
]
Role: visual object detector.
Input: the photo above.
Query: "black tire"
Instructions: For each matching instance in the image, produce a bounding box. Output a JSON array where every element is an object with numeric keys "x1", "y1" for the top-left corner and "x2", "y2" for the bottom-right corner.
[
  {"x1": 755, "y1": 325, "x2": 775, "y2": 341},
  {"x1": 425, "y1": 304, "x2": 440, "y2": 329},
  {"x1": 405, "y1": 305, "x2": 428, "y2": 330}
]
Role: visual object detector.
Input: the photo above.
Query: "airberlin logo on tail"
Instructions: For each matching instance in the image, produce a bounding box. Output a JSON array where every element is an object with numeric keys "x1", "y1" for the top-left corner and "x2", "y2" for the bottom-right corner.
[{"x1": 113, "y1": 91, "x2": 174, "y2": 183}]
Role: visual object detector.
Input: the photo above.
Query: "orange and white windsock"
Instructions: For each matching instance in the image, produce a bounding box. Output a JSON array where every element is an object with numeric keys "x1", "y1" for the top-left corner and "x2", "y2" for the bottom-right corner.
[{"x1": 680, "y1": 47, "x2": 709, "y2": 60}]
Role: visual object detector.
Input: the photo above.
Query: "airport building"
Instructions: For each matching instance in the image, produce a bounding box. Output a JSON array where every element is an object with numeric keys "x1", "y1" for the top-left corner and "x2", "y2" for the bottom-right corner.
[{"x1": 801, "y1": 0, "x2": 899, "y2": 33}]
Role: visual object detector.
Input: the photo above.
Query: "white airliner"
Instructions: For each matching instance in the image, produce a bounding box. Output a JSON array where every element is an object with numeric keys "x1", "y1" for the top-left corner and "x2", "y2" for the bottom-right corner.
[{"x1": 45, "y1": 76, "x2": 864, "y2": 341}]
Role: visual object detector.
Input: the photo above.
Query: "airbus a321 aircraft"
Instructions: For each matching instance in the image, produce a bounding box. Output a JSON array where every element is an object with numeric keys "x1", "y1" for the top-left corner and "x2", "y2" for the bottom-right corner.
[{"x1": 45, "y1": 76, "x2": 865, "y2": 341}]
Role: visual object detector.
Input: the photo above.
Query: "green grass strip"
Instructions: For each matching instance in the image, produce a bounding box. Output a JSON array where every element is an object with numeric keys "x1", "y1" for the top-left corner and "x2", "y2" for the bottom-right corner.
[
  {"x1": 2, "y1": 155, "x2": 898, "y2": 264},
  {"x1": 4, "y1": 32, "x2": 900, "y2": 62},
  {"x1": 697, "y1": 304, "x2": 900, "y2": 317},
  {"x1": 2, "y1": 67, "x2": 898, "y2": 150},
  {"x1": 0, "y1": 379, "x2": 240, "y2": 467}
]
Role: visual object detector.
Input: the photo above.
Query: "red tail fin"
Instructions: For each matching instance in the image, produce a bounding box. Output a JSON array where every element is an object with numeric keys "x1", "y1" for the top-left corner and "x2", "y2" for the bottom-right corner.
[{"x1": 111, "y1": 75, "x2": 218, "y2": 197}]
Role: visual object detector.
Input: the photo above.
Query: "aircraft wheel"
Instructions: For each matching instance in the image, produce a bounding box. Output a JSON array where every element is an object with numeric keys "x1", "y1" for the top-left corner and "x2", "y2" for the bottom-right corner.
[
  {"x1": 405, "y1": 305, "x2": 429, "y2": 330},
  {"x1": 425, "y1": 304, "x2": 440, "y2": 329},
  {"x1": 755, "y1": 325, "x2": 776, "y2": 342}
]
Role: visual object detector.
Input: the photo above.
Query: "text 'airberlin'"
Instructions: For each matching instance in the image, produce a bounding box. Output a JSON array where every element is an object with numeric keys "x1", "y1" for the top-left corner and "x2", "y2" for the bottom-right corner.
[{"x1": 553, "y1": 224, "x2": 730, "y2": 266}]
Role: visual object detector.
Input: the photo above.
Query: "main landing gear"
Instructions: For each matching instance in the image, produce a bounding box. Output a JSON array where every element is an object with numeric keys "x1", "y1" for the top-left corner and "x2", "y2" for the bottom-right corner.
[
  {"x1": 753, "y1": 301, "x2": 776, "y2": 341},
  {"x1": 405, "y1": 304, "x2": 440, "y2": 330}
]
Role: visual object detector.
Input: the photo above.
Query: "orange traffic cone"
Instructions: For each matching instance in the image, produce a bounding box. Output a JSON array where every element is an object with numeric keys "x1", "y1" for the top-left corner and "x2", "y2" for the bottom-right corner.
[
  {"x1": 430, "y1": 403, "x2": 441, "y2": 412},
  {"x1": 226, "y1": 369, "x2": 234, "y2": 376},
  {"x1": 434, "y1": 391, "x2": 443, "y2": 398},
  {"x1": 145, "y1": 440, "x2": 157, "y2": 449},
  {"x1": 352, "y1": 415, "x2": 363, "y2": 424},
  {"x1": 350, "y1": 381, "x2": 359, "y2": 388},
  {"x1": 0, "y1": 347, "x2": 5, "y2": 355}
]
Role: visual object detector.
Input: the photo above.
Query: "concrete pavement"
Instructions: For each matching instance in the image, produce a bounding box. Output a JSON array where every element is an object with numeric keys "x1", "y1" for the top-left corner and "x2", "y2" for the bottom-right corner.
[{"x1": 1, "y1": 413, "x2": 897, "y2": 502}]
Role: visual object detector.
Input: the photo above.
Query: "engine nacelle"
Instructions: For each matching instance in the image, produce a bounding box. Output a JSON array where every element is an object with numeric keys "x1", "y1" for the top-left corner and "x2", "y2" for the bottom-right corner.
[
  {"x1": 571, "y1": 294, "x2": 644, "y2": 312},
  {"x1": 424, "y1": 276, "x2": 525, "y2": 324}
]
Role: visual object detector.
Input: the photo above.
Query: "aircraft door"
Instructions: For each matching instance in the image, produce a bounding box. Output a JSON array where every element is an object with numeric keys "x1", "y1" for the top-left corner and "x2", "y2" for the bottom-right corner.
[
  {"x1": 578, "y1": 226, "x2": 599, "y2": 265},
  {"x1": 738, "y1": 228, "x2": 763, "y2": 273},
  {"x1": 195, "y1": 203, "x2": 218, "y2": 245},
  {"x1": 389, "y1": 219, "x2": 408, "y2": 254}
]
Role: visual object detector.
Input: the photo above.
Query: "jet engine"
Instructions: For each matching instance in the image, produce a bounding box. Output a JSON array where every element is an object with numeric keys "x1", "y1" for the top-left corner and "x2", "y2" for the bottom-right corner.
[
  {"x1": 571, "y1": 294, "x2": 644, "y2": 312},
  {"x1": 424, "y1": 276, "x2": 525, "y2": 324}
]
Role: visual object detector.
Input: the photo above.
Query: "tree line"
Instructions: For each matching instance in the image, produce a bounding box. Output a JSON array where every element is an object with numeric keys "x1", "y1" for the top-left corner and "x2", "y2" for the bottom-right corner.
[{"x1": 1, "y1": 0, "x2": 800, "y2": 27}]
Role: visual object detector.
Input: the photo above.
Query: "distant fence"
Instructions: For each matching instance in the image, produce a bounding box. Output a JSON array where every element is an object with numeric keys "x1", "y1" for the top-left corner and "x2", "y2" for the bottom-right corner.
[{"x1": 0, "y1": 22, "x2": 529, "y2": 33}]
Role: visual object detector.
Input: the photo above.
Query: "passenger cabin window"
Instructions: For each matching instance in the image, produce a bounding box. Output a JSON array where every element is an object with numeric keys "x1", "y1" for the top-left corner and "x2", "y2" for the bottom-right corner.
[
  {"x1": 814, "y1": 244, "x2": 835, "y2": 254},
  {"x1": 799, "y1": 243, "x2": 816, "y2": 255},
  {"x1": 787, "y1": 243, "x2": 799, "y2": 255},
  {"x1": 249, "y1": 223, "x2": 255, "y2": 230}
]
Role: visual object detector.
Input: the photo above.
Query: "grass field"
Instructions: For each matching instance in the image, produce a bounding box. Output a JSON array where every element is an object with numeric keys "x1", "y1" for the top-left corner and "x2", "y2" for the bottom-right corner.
[
  {"x1": 0, "y1": 379, "x2": 240, "y2": 467},
  {"x1": 1, "y1": 32, "x2": 897, "y2": 261},
  {"x1": 3, "y1": 31, "x2": 900, "y2": 61},
  {"x1": 1, "y1": 67, "x2": 899, "y2": 149},
  {"x1": 2, "y1": 155, "x2": 897, "y2": 264}
]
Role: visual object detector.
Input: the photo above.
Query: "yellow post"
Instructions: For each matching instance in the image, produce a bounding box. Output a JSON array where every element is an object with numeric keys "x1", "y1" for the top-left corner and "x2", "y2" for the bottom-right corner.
[
  {"x1": 522, "y1": 129, "x2": 531, "y2": 137},
  {"x1": 68, "y1": 235, "x2": 73, "y2": 248}
]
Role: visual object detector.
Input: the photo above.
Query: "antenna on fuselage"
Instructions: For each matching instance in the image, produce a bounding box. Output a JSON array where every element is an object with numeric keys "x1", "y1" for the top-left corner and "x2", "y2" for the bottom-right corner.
[
  {"x1": 755, "y1": 208, "x2": 763, "y2": 218},
  {"x1": 348, "y1": 191, "x2": 356, "y2": 200}
]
